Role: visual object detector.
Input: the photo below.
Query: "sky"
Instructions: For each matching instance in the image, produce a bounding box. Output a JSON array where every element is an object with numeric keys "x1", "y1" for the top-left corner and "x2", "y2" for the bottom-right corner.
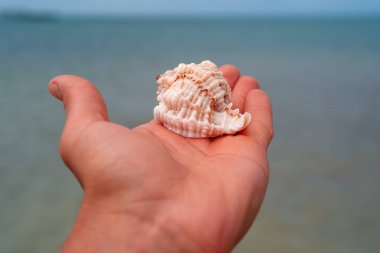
[{"x1": 0, "y1": 0, "x2": 379, "y2": 16}]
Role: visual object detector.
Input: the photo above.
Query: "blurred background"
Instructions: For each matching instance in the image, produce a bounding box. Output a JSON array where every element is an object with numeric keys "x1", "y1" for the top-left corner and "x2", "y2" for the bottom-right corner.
[{"x1": 0, "y1": 0, "x2": 379, "y2": 252}]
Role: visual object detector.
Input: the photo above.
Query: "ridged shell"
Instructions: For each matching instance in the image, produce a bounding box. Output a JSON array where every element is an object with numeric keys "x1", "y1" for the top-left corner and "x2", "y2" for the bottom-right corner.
[{"x1": 154, "y1": 60, "x2": 251, "y2": 138}]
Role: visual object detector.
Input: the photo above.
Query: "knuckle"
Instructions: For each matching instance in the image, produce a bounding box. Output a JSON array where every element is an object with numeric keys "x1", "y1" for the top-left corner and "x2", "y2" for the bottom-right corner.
[{"x1": 58, "y1": 132, "x2": 83, "y2": 167}]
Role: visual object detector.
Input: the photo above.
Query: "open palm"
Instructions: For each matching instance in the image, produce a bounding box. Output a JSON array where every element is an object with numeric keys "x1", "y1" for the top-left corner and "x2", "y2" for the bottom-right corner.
[{"x1": 49, "y1": 65, "x2": 273, "y2": 253}]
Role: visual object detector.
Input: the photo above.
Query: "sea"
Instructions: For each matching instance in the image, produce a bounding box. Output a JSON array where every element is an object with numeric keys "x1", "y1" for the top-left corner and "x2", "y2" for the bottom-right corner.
[{"x1": 0, "y1": 17, "x2": 379, "y2": 252}]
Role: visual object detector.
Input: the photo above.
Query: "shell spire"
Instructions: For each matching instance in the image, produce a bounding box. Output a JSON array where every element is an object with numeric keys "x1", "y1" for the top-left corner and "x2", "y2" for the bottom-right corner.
[{"x1": 153, "y1": 60, "x2": 251, "y2": 138}]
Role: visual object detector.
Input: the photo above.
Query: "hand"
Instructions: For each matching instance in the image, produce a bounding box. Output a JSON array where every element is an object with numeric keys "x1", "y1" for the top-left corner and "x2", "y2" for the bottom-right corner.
[{"x1": 49, "y1": 65, "x2": 274, "y2": 253}]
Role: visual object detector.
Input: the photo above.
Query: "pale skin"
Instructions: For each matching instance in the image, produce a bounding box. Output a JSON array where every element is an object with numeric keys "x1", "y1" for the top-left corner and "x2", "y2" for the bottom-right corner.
[{"x1": 48, "y1": 65, "x2": 274, "y2": 253}]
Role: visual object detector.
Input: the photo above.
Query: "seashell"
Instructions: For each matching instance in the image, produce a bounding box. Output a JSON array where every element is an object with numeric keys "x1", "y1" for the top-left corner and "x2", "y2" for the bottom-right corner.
[{"x1": 153, "y1": 60, "x2": 251, "y2": 138}]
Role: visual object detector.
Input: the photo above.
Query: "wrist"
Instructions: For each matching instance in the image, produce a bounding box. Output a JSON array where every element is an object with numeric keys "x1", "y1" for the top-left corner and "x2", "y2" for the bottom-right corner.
[{"x1": 60, "y1": 198, "x2": 203, "y2": 253}]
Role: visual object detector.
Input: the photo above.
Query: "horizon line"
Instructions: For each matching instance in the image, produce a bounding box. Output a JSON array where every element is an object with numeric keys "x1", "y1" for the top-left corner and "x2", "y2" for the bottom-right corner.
[{"x1": 1, "y1": 9, "x2": 380, "y2": 20}]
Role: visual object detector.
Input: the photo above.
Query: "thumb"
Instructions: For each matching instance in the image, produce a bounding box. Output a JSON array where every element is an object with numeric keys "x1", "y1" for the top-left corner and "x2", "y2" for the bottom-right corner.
[{"x1": 48, "y1": 75, "x2": 109, "y2": 156}]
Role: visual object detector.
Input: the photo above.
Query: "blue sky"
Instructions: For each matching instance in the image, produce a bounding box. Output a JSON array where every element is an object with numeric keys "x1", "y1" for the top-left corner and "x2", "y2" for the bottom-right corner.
[{"x1": 0, "y1": 0, "x2": 379, "y2": 16}]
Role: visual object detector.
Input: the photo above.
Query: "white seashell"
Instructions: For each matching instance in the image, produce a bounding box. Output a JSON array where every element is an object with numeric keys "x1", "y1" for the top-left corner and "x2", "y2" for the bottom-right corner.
[{"x1": 153, "y1": 60, "x2": 251, "y2": 138}]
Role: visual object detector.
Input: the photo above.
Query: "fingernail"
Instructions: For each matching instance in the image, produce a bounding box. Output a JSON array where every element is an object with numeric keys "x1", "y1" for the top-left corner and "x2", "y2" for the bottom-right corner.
[{"x1": 51, "y1": 82, "x2": 63, "y2": 101}]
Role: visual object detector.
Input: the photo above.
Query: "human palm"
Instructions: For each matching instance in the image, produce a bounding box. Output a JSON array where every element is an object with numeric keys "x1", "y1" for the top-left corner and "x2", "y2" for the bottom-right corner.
[{"x1": 49, "y1": 65, "x2": 273, "y2": 253}]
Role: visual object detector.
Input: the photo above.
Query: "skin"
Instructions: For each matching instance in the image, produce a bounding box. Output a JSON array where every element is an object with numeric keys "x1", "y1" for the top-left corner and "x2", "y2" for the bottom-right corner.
[{"x1": 48, "y1": 65, "x2": 274, "y2": 253}]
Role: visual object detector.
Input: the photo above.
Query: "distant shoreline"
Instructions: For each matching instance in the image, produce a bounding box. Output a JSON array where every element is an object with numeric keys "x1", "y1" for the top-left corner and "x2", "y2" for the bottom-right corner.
[
  {"x1": 0, "y1": 10, "x2": 59, "y2": 22},
  {"x1": 1, "y1": 11, "x2": 379, "y2": 23}
]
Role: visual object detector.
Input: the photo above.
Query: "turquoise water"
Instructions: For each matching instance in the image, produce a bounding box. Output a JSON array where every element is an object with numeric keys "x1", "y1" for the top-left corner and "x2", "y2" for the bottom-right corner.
[{"x1": 0, "y1": 18, "x2": 380, "y2": 252}]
